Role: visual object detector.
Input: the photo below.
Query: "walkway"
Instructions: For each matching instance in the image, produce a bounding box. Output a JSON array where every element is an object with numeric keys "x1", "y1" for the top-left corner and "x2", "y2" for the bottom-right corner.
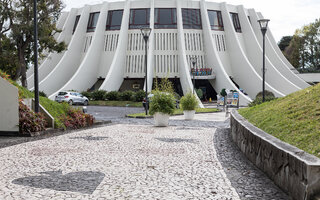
[{"x1": 0, "y1": 109, "x2": 290, "y2": 199}]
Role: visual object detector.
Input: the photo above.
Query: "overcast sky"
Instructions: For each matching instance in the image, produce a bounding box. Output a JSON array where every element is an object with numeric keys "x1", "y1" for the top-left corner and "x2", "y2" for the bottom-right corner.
[{"x1": 62, "y1": 0, "x2": 320, "y2": 42}]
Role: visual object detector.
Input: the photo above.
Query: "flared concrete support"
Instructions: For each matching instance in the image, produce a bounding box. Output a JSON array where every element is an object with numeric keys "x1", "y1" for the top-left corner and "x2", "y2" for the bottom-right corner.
[
  {"x1": 49, "y1": 3, "x2": 110, "y2": 99},
  {"x1": 251, "y1": 11, "x2": 309, "y2": 89},
  {"x1": 177, "y1": 0, "x2": 204, "y2": 108},
  {"x1": 27, "y1": 9, "x2": 77, "y2": 89},
  {"x1": 144, "y1": 0, "x2": 155, "y2": 93},
  {"x1": 200, "y1": 0, "x2": 251, "y2": 106},
  {"x1": 237, "y1": 5, "x2": 300, "y2": 95},
  {"x1": 39, "y1": 6, "x2": 90, "y2": 97},
  {"x1": 220, "y1": 3, "x2": 283, "y2": 98},
  {"x1": 99, "y1": 0, "x2": 131, "y2": 91}
]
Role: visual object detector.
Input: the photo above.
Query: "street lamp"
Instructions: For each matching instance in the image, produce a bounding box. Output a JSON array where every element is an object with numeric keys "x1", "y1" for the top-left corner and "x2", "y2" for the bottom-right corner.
[
  {"x1": 33, "y1": 0, "x2": 39, "y2": 113},
  {"x1": 190, "y1": 56, "x2": 197, "y2": 94},
  {"x1": 140, "y1": 27, "x2": 152, "y2": 115},
  {"x1": 258, "y1": 19, "x2": 270, "y2": 102}
]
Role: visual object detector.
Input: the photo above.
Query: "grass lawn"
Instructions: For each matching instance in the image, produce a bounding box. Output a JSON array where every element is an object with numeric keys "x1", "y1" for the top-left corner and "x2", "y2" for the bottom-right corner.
[
  {"x1": 90, "y1": 100, "x2": 142, "y2": 107},
  {"x1": 238, "y1": 83, "x2": 320, "y2": 158},
  {"x1": 127, "y1": 108, "x2": 220, "y2": 118}
]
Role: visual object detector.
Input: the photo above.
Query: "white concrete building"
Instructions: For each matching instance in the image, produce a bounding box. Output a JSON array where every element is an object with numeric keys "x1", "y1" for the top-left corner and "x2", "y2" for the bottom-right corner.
[{"x1": 27, "y1": 0, "x2": 309, "y2": 105}]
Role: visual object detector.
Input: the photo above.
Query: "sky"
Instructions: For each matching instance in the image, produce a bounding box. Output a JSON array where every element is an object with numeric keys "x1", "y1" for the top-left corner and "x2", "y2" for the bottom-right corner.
[{"x1": 62, "y1": 0, "x2": 320, "y2": 42}]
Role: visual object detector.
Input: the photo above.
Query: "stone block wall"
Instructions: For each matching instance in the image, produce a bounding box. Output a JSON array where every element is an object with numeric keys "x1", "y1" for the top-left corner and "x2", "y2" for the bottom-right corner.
[{"x1": 231, "y1": 110, "x2": 320, "y2": 200}]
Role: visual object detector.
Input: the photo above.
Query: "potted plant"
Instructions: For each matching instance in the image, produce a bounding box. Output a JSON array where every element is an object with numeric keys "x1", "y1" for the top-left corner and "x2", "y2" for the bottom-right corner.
[
  {"x1": 180, "y1": 92, "x2": 198, "y2": 120},
  {"x1": 149, "y1": 90, "x2": 176, "y2": 127}
]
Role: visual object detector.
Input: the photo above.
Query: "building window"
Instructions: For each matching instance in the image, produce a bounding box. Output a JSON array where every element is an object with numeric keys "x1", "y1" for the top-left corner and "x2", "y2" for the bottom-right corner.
[
  {"x1": 106, "y1": 10, "x2": 123, "y2": 30},
  {"x1": 154, "y1": 8, "x2": 177, "y2": 29},
  {"x1": 129, "y1": 8, "x2": 150, "y2": 29},
  {"x1": 208, "y1": 10, "x2": 224, "y2": 31},
  {"x1": 73, "y1": 15, "x2": 80, "y2": 34},
  {"x1": 87, "y1": 12, "x2": 100, "y2": 32},
  {"x1": 182, "y1": 9, "x2": 202, "y2": 29},
  {"x1": 230, "y1": 12, "x2": 241, "y2": 33}
]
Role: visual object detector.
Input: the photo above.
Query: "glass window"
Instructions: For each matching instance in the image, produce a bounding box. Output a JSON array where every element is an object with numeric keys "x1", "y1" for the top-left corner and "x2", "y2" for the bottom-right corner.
[
  {"x1": 230, "y1": 12, "x2": 241, "y2": 33},
  {"x1": 182, "y1": 9, "x2": 202, "y2": 29},
  {"x1": 87, "y1": 12, "x2": 100, "y2": 32},
  {"x1": 155, "y1": 8, "x2": 177, "y2": 29},
  {"x1": 106, "y1": 10, "x2": 123, "y2": 30},
  {"x1": 208, "y1": 10, "x2": 224, "y2": 31},
  {"x1": 73, "y1": 15, "x2": 80, "y2": 34},
  {"x1": 129, "y1": 8, "x2": 150, "y2": 29}
]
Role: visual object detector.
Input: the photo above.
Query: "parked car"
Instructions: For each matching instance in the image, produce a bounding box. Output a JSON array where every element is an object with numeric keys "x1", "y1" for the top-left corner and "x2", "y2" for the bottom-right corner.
[
  {"x1": 55, "y1": 91, "x2": 89, "y2": 105},
  {"x1": 142, "y1": 93, "x2": 180, "y2": 109}
]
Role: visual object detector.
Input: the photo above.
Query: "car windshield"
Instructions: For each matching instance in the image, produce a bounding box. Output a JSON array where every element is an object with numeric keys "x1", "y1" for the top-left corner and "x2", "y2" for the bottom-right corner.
[{"x1": 58, "y1": 92, "x2": 68, "y2": 96}]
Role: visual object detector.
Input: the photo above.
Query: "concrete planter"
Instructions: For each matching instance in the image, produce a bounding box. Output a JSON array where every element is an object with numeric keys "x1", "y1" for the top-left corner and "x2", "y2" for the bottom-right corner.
[
  {"x1": 153, "y1": 112, "x2": 170, "y2": 127},
  {"x1": 183, "y1": 110, "x2": 195, "y2": 120},
  {"x1": 230, "y1": 110, "x2": 320, "y2": 200}
]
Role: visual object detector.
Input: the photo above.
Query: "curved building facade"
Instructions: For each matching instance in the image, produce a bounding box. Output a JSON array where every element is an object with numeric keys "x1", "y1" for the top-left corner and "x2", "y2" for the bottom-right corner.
[{"x1": 27, "y1": 0, "x2": 309, "y2": 105}]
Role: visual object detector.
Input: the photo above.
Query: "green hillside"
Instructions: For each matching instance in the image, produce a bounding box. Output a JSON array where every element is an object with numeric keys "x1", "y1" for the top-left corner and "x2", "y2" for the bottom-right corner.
[{"x1": 239, "y1": 83, "x2": 320, "y2": 158}]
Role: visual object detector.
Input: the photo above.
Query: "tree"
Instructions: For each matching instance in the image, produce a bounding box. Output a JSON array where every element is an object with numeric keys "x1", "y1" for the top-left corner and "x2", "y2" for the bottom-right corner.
[
  {"x1": 278, "y1": 36, "x2": 292, "y2": 51},
  {"x1": 2, "y1": 0, "x2": 66, "y2": 87}
]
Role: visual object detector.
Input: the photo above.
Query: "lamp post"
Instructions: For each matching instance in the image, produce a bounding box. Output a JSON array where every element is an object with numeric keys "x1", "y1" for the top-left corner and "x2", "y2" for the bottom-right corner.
[
  {"x1": 33, "y1": 0, "x2": 39, "y2": 113},
  {"x1": 258, "y1": 19, "x2": 270, "y2": 102},
  {"x1": 190, "y1": 56, "x2": 197, "y2": 94},
  {"x1": 140, "y1": 27, "x2": 152, "y2": 115}
]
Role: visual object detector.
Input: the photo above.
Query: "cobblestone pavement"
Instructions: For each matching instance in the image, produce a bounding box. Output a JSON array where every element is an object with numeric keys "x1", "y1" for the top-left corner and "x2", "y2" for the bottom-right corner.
[{"x1": 0, "y1": 112, "x2": 289, "y2": 199}]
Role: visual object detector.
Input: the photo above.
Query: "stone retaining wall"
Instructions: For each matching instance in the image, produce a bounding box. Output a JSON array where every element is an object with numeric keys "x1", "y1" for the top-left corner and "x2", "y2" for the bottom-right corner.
[{"x1": 231, "y1": 110, "x2": 320, "y2": 200}]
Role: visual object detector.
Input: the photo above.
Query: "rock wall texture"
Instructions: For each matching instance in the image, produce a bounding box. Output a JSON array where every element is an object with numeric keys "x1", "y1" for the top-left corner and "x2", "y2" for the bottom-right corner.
[{"x1": 230, "y1": 110, "x2": 320, "y2": 200}]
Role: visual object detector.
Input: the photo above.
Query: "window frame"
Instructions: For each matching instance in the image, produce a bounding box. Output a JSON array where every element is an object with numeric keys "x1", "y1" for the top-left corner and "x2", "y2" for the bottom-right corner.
[
  {"x1": 230, "y1": 12, "x2": 242, "y2": 33},
  {"x1": 72, "y1": 15, "x2": 80, "y2": 34},
  {"x1": 207, "y1": 10, "x2": 224, "y2": 31},
  {"x1": 87, "y1": 12, "x2": 100, "y2": 32},
  {"x1": 106, "y1": 9, "x2": 124, "y2": 30},
  {"x1": 154, "y1": 8, "x2": 177, "y2": 29},
  {"x1": 129, "y1": 8, "x2": 150, "y2": 29},
  {"x1": 182, "y1": 8, "x2": 202, "y2": 29}
]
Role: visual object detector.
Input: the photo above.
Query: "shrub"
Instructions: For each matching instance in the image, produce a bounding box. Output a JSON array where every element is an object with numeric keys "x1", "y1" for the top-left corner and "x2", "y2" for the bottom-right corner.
[
  {"x1": 134, "y1": 90, "x2": 145, "y2": 102},
  {"x1": 0, "y1": 70, "x2": 13, "y2": 84},
  {"x1": 91, "y1": 90, "x2": 107, "y2": 100},
  {"x1": 105, "y1": 91, "x2": 120, "y2": 100},
  {"x1": 19, "y1": 101, "x2": 47, "y2": 134},
  {"x1": 119, "y1": 90, "x2": 135, "y2": 101},
  {"x1": 81, "y1": 91, "x2": 92, "y2": 100},
  {"x1": 249, "y1": 90, "x2": 276, "y2": 107},
  {"x1": 149, "y1": 90, "x2": 176, "y2": 115},
  {"x1": 154, "y1": 77, "x2": 174, "y2": 94},
  {"x1": 39, "y1": 91, "x2": 47, "y2": 97},
  {"x1": 180, "y1": 92, "x2": 198, "y2": 111},
  {"x1": 220, "y1": 88, "x2": 227, "y2": 97},
  {"x1": 196, "y1": 89, "x2": 203, "y2": 99},
  {"x1": 59, "y1": 108, "x2": 95, "y2": 129}
]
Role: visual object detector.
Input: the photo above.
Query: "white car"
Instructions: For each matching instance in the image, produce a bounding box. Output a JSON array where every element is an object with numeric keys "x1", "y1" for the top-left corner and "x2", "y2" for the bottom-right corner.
[{"x1": 55, "y1": 91, "x2": 89, "y2": 105}]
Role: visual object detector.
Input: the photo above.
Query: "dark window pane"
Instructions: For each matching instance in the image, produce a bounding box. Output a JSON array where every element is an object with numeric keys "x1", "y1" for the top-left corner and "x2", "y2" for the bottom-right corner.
[
  {"x1": 208, "y1": 10, "x2": 224, "y2": 31},
  {"x1": 182, "y1": 9, "x2": 202, "y2": 29},
  {"x1": 129, "y1": 9, "x2": 150, "y2": 29},
  {"x1": 230, "y1": 12, "x2": 241, "y2": 33},
  {"x1": 87, "y1": 12, "x2": 100, "y2": 32},
  {"x1": 154, "y1": 8, "x2": 177, "y2": 29},
  {"x1": 73, "y1": 15, "x2": 80, "y2": 34},
  {"x1": 106, "y1": 10, "x2": 123, "y2": 30}
]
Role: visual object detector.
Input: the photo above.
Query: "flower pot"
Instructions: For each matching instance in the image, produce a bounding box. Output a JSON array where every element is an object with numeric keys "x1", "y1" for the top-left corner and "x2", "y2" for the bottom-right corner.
[
  {"x1": 153, "y1": 112, "x2": 170, "y2": 127},
  {"x1": 183, "y1": 110, "x2": 196, "y2": 120}
]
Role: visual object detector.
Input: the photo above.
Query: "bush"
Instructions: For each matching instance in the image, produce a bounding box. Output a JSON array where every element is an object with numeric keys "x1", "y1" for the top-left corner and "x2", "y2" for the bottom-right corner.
[
  {"x1": 91, "y1": 90, "x2": 107, "y2": 100},
  {"x1": 19, "y1": 101, "x2": 47, "y2": 134},
  {"x1": 180, "y1": 92, "x2": 198, "y2": 111},
  {"x1": 134, "y1": 90, "x2": 145, "y2": 102},
  {"x1": 249, "y1": 90, "x2": 276, "y2": 107},
  {"x1": 220, "y1": 88, "x2": 227, "y2": 97},
  {"x1": 149, "y1": 91, "x2": 176, "y2": 115},
  {"x1": 59, "y1": 108, "x2": 95, "y2": 129},
  {"x1": 196, "y1": 89, "x2": 203, "y2": 99},
  {"x1": 39, "y1": 91, "x2": 47, "y2": 97},
  {"x1": 119, "y1": 90, "x2": 135, "y2": 101},
  {"x1": 105, "y1": 91, "x2": 120, "y2": 101},
  {"x1": 81, "y1": 91, "x2": 92, "y2": 100}
]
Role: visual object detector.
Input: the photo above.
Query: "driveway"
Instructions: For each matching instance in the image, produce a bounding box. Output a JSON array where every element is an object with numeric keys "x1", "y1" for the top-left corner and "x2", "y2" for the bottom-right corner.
[{"x1": 0, "y1": 111, "x2": 290, "y2": 199}]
